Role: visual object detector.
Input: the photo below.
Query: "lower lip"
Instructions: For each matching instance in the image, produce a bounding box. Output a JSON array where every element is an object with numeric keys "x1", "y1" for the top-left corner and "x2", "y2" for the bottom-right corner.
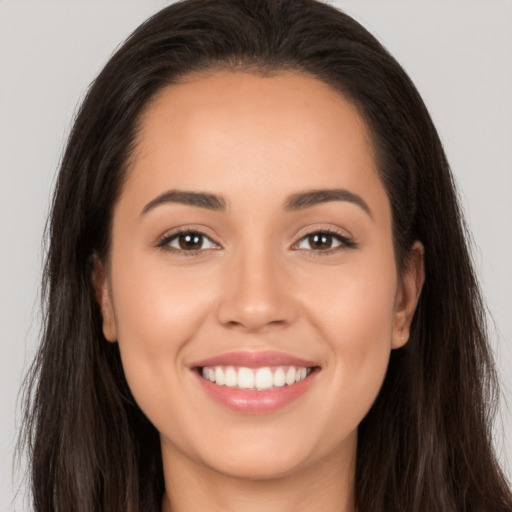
[{"x1": 194, "y1": 370, "x2": 318, "y2": 413}]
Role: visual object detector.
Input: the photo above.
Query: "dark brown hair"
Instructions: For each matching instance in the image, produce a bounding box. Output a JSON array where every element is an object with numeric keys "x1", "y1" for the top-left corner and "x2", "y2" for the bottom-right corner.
[{"x1": 21, "y1": 0, "x2": 512, "y2": 511}]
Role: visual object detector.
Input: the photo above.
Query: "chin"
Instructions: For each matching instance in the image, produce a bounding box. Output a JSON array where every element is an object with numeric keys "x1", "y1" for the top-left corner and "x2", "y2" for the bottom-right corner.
[{"x1": 202, "y1": 449, "x2": 313, "y2": 481}]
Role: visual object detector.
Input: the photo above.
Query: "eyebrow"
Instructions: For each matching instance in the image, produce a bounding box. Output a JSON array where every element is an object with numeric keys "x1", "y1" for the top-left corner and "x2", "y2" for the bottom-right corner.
[
  {"x1": 284, "y1": 189, "x2": 372, "y2": 217},
  {"x1": 142, "y1": 190, "x2": 227, "y2": 214},
  {"x1": 141, "y1": 188, "x2": 372, "y2": 217}
]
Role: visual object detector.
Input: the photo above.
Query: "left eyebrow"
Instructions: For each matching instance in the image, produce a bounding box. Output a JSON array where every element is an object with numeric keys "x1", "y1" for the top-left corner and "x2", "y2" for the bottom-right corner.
[
  {"x1": 283, "y1": 188, "x2": 373, "y2": 218},
  {"x1": 141, "y1": 190, "x2": 227, "y2": 215}
]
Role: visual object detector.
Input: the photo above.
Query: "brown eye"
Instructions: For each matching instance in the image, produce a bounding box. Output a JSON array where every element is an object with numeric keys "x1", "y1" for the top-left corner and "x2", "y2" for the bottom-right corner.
[
  {"x1": 161, "y1": 231, "x2": 219, "y2": 252},
  {"x1": 177, "y1": 233, "x2": 203, "y2": 250},
  {"x1": 307, "y1": 233, "x2": 336, "y2": 250},
  {"x1": 295, "y1": 230, "x2": 354, "y2": 252}
]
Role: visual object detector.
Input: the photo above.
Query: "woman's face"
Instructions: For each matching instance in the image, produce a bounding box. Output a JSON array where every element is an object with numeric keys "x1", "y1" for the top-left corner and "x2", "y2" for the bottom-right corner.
[{"x1": 96, "y1": 71, "x2": 423, "y2": 481}]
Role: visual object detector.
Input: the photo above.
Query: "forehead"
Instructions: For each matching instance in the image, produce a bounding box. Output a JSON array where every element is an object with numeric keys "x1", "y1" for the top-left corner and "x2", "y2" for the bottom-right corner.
[{"x1": 123, "y1": 70, "x2": 387, "y2": 218}]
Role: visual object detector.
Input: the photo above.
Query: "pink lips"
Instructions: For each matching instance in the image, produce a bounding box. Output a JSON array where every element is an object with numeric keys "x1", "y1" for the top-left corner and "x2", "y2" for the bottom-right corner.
[
  {"x1": 191, "y1": 351, "x2": 319, "y2": 413},
  {"x1": 192, "y1": 350, "x2": 318, "y2": 369}
]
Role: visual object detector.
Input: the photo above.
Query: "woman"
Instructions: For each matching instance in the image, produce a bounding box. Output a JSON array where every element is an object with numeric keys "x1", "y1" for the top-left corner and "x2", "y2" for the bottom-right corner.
[{"x1": 21, "y1": 0, "x2": 512, "y2": 511}]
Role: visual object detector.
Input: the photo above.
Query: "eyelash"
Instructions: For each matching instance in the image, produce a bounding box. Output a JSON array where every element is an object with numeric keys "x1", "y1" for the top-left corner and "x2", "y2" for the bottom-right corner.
[{"x1": 156, "y1": 227, "x2": 357, "y2": 256}]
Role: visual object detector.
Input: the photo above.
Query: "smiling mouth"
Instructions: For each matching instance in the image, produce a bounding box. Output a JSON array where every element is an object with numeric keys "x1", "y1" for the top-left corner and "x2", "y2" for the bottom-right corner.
[{"x1": 196, "y1": 365, "x2": 318, "y2": 391}]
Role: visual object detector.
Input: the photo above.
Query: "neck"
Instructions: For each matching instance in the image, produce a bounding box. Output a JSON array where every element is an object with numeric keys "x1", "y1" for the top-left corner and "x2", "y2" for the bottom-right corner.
[{"x1": 160, "y1": 436, "x2": 357, "y2": 512}]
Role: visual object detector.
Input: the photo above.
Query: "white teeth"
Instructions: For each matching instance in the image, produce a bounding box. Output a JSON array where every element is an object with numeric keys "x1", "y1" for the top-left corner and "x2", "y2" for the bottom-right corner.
[
  {"x1": 255, "y1": 367, "x2": 273, "y2": 390},
  {"x1": 225, "y1": 366, "x2": 237, "y2": 387},
  {"x1": 285, "y1": 367, "x2": 296, "y2": 385},
  {"x1": 238, "y1": 367, "x2": 255, "y2": 389},
  {"x1": 200, "y1": 365, "x2": 313, "y2": 390},
  {"x1": 215, "y1": 367, "x2": 225, "y2": 386},
  {"x1": 273, "y1": 367, "x2": 286, "y2": 387}
]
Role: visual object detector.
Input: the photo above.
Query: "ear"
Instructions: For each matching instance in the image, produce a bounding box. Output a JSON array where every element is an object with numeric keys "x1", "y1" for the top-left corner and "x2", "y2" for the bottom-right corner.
[
  {"x1": 392, "y1": 241, "x2": 425, "y2": 349},
  {"x1": 91, "y1": 255, "x2": 118, "y2": 342}
]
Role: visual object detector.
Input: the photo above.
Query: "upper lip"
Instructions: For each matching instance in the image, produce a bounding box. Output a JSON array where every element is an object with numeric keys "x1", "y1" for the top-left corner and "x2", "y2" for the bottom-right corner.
[{"x1": 191, "y1": 350, "x2": 319, "y2": 369}]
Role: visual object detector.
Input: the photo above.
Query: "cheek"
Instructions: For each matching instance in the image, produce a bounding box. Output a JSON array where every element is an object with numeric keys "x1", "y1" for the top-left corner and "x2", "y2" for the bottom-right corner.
[
  {"x1": 305, "y1": 253, "x2": 397, "y2": 348},
  {"x1": 109, "y1": 253, "x2": 218, "y2": 411},
  {"x1": 303, "y1": 254, "x2": 397, "y2": 423},
  {"x1": 111, "y1": 249, "x2": 218, "y2": 338}
]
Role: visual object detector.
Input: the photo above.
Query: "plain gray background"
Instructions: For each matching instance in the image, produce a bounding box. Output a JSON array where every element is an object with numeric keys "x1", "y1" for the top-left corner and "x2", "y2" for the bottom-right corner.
[{"x1": 1, "y1": 1, "x2": 511, "y2": 510}]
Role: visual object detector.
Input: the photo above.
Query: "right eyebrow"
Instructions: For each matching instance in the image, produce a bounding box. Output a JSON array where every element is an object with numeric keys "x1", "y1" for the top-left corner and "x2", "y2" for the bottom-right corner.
[
  {"x1": 283, "y1": 188, "x2": 373, "y2": 219},
  {"x1": 141, "y1": 190, "x2": 227, "y2": 215}
]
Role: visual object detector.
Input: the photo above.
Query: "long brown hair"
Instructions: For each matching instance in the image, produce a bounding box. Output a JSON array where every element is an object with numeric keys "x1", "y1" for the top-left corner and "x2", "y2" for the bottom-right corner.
[{"x1": 21, "y1": 0, "x2": 512, "y2": 510}]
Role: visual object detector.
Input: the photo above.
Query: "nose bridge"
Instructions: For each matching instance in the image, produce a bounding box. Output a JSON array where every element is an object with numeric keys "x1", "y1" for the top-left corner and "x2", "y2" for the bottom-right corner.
[{"x1": 216, "y1": 233, "x2": 297, "y2": 331}]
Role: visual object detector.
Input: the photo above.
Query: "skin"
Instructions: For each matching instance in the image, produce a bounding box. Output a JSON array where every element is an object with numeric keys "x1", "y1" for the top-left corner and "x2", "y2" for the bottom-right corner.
[{"x1": 95, "y1": 71, "x2": 424, "y2": 512}]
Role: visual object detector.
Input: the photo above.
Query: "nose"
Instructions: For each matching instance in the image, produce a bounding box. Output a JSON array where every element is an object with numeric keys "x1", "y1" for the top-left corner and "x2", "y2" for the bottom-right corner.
[{"x1": 216, "y1": 246, "x2": 299, "y2": 332}]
